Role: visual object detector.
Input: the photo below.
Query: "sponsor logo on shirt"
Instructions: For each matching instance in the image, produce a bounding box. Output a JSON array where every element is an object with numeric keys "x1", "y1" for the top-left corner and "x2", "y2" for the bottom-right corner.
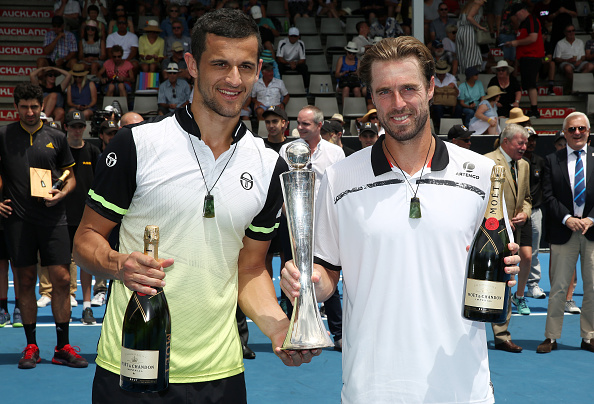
[
  {"x1": 455, "y1": 162, "x2": 480, "y2": 179},
  {"x1": 240, "y1": 172, "x2": 253, "y2": 190},
  {"x1": 46, "y1": 142, "x2": 54, "y2": 149},
  {"x1": 106, "y1": 152, "x2": 117, "y2": 167}
]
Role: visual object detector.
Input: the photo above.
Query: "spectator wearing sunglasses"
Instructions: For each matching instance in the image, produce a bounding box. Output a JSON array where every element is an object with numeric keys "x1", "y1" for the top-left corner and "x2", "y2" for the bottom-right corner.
[
  {"x1": 164, "y1": 18, "x2": 192, "y2": 57},
  {"x1": 81, "y1": 4, "x2": 107, "y2": 41},
  {"x1": 78, "y1": 20, "x2": 106, "y2": 76},
  {"x1": 37, "y1": 16, "x2": 78, "y2": 71},
  {"x1": 106, "y1": 17, "x2": 139, "y2": 73},
  {"x1": 430, "y1": 3, "x2": 456, "y2": 42},
  {"x1": 442, "y1": 24, "x2": 457, "y2": 53},
  {"x1": 161, "y1": 4, "x2": 191, "y2": 38},
  {"x1": 107, "y1": 3, "x2": 134, "y2": 34},
  {"x1": 158, "y1": 63, "x2": 191, "y2": 115},
  {"x1": 97, "y1": 45, "x2": 135, "y2": 99},
  {"x1": 30, "y1": 66, "x2": 73, "y2": 125},
  {"x1": 447, "y1": 124, "x2": 473, "y2": 149}
]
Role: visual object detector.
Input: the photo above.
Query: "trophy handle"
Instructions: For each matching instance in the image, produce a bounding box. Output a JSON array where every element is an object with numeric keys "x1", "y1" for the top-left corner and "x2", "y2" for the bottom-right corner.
[{"x1": 280, "y1": 170, "x2": 334, "y2": 350}]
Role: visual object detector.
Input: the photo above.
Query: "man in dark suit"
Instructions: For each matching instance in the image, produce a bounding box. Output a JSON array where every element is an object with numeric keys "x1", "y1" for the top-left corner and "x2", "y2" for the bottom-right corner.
[
  {"x1": 538, "y1": 111, "x2": 594, "y2": 354},
  {"x1": 485, "y1": 123, "x2": 533, "y2": 353}
]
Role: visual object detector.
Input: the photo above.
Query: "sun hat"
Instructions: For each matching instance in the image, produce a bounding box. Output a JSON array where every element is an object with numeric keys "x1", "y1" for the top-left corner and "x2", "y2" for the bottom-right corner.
[
  {"x1": 435, "y1": 60, "x2": 451, "y2": 74},
  {"x1": 483, "y1": 86, "x2": 505, "y2": 100},
  {"x1": 144, "y1": 20, "x2": 162, "y2": 32},
  {"x1": 345, "y1": 41, "x2": 358, "y2": 53},
  {"x1": 506, "y1": 107, "x2": 530, "y2": 124},
  {"x1": 491, "y1": 60, "x2": 514, "y2": 74}
]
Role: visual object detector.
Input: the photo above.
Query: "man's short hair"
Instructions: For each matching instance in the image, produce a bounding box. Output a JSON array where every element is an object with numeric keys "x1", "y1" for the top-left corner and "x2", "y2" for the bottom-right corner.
[
  {"x1": 14, "y1": 83, "x2": 43, "y2": 106},
  {"x1": 359, "y1": 36, "x2": 435, "y2": 92},
  {"x1": 356, "y1": 20, "x2": 367, "y2": 33},
  {"x1": 87, "y1": 4, "x2": 99, "y2": 14},
  {"x1": 111, "y1": 44, "x2": 124, "y2": 55},
  {"x1": 190, "y1": 8, "x2": 262, "y2": 66},
  {"x1": 564, "y1": 111, "x2": 590, "y2": 130},
  {"x1": 500, "y1": 123, "x2": 529, "y2": 143},
  {"x1": 301, "y1": 105, "x2": 324, "y2": 125}
]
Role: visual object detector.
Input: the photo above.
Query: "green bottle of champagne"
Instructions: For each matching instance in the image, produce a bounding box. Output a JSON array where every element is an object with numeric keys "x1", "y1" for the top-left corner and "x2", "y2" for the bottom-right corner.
[
  {"x1": 120, "y1": 225, "x2": 171, "y2": 393},
  {"x1": 463, "y1": 165, "x2": 511, "y2": 323}
]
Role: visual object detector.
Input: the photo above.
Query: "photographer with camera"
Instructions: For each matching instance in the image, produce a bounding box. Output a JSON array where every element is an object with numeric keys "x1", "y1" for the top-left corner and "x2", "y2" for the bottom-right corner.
[{"x1": 335, "y1": 42, "x2": 363, "y2": 104}]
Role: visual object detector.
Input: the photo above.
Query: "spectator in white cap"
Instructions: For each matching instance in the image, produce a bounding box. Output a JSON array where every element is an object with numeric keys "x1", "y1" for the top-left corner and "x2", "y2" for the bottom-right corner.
[
  {"x1": 157, "y1": 62, "x2": 192, "y2": 115},
  {"x1": 139, "y1": 20, "x2": 164, "y2": 72},
  {"x1": 277, "y1": 27, "x2": 309, "y2": 87},
  {"x1": 335, "y1": 41, "x2": 363, "y2": 103},
  {"x1": 250, "y1": 6, "x2": 279, "y2": 57}
]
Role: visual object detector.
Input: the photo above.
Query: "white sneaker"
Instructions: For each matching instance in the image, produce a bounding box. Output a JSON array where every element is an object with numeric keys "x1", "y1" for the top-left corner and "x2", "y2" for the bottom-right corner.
[
  {"x1": 565, "y1": 300, "x2": 581, "y2": 314},
  {"x1": 37, "y1": 295, "x2": 51, "y2": 308},
  {"x1": 70, "y1": 295, "x2": 78, "y2": 307},
  {"x1": 91, "y1": 291, "x2": 106, "y2": 307},
  {"x1": 526, "y1": 284, "x2": 546, "y2": 299}
]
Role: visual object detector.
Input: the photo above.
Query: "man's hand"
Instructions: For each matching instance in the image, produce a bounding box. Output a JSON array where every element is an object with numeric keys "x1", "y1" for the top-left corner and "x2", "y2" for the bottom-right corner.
[
  {"x1": 44, "y1": 188, "x2": 67, "y2": 207},
  {"x1": 271, "y1": 327, "x2": 322, "y2": 367},
  {"x1": 566, "y1": 216, "x2": 585, "y2": 232},
  {"x1": 504, "y1": 242, "x2": 521, "y2": 287},
  {"x1": 116, "y1": 251, "x2": 174, "y2": 295},
  {"x1": 510, "y1": 212, "x2": 528, "y2": 227},
  {"x1": 467, "y1": 242, "x2": 520, "y2": 286},
  {"x1": 0, "y1": 199, "x2": 12, "y2": 218},
  {"x1": 280, "y1": 259, "x2": 324, "y2": 299},
  {"x1": 580, "y1": 218, "x2": 594, "y2": 234}
]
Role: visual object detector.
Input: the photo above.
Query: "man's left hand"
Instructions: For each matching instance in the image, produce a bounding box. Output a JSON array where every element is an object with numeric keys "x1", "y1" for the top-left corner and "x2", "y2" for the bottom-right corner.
[
  {"x1": 580, "y1": 218, "x2": 594, "y2": 234},
  {"x1": 510, "y1": 212, "x2": 528, "y2": 227},
  {"x1": 271, "y1": 328, "x2": 322, "y2": 367}
]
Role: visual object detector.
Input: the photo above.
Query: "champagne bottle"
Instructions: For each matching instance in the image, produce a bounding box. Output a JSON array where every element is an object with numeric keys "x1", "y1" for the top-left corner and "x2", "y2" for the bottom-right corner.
[
  {"x1": 120, "y1": 225, "x2": 171, "y2": 393},
  {"x1": 463, "y1": 165, "x2": 511, "y2": 323},
  {"x1": 52, "y1": 170, "x2": 70, "y2": 190}
]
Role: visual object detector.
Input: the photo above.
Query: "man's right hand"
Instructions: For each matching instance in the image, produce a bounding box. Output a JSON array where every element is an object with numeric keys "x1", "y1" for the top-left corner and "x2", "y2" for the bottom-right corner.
[
  {"x1": 117, "y1": 251, "x2": 174, "y2": 295},
  {"x1": 566, "y1": 216, "x2": 585, "y2": 232},
  {"x1": 0, "y1": 199, "x2": 12, "y2": 218}
]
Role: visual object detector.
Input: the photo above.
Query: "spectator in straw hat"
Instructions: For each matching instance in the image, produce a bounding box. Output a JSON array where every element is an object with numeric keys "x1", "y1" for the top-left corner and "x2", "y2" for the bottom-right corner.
[
  {"x1": 506, "y1": 107, "x2": 531, "y2": 126},
  {"x1": 335, "y1": 42, "x2": 363, "y2": 103},
  {"x1": 139, "y1": 20, "x2": 165, "y2": 73},
  {"x1": 432, "y1": 59, "x2": 462, "y2": 130},
  {"x1": 66, "y1": 63, "x2": 97, "y2": 120},
  {"x1": 469, "y1": 85, "x2": 505, "y2": 135},
  {"x1": 488, "y1": 60, "x2": 521, "y2": 118}
]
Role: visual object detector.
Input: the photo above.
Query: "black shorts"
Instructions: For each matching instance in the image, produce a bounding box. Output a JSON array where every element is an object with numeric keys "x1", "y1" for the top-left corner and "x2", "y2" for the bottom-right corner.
[
  {"x1": 516, "y1": 218, "x2": 532, "y2": 248},
  {"x1": 92, "y1": 366, "x2": 247, "y2": 404},
  {"x1": 0, "y1": 230, "x2": 10, "y2": 260},
  {"x1": 519, "y1": 58, "x2": 542, "y2": 90},
  {"x1": 3, "y1": 219, "x2": 71, "y2": 267}
]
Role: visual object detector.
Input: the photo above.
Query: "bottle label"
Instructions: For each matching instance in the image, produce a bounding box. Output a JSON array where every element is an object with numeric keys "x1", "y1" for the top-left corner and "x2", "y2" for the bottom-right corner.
[
  {"x1": 121, "y1": 347, "x2": 159, "y2": 380},
  {"x1": 464, "y1": 279, "x2": 505, "y2": 310}
]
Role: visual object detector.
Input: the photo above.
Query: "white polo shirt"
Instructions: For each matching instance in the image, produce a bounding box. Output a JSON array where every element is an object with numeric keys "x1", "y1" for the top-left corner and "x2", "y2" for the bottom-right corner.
[
  {"x1": 106, "y1": 31, "x2": 139, "y2": 59},
  {"x1": 314, "y1": 135, "x2": 496, "y2": 403},
  {"x1": 553, "y1": 38, "x2": 586, "y2": 60},
  {"x1": 279, "y1": 137, "x2": 345, "y2": 196},
  {"x1": 276, "y1": 38, "x2": 306, "y2": 62}
]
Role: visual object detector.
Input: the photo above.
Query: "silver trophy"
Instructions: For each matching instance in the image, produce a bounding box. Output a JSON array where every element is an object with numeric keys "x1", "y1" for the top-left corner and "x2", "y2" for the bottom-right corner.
[{"x1": 281, "y1": 141, "x2": 334, "y2": 350}]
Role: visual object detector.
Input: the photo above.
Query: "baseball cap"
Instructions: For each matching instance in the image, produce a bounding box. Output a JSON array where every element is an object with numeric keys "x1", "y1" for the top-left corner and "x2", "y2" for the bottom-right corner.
[
  {"x1": 171, "y1": 41, "x2": 184, "y2": 52},
  {"x1": 465, "y1": 66, "x2": 480, "y2": 78},
  {"x1": 432, "y1": 39, "x2": 443, "y2": 48},
  {"x1": 447, "y1": 124, "x2": 475, "y2": 139},
  {"x1": 288, "y1": 27, "x2": 300, "y2": 36},
  {"x1": 360, "y1": 122, "x2": 378, "y2": 135},
  {"x1": 321, "y1": 120, "x2": 342, "y2": 134},
  {"x1": 553, "y1": 130, "x2": 565, "y2": 143},
  {"x1": 262, "y1": 105, "x2": 288, "y2": 121},
  {"x1": 65, "y1": 110, "x2": 86, "y2": 126},
  {"x1": 165, "y1": 63, "x2": 179, "y2": 73},
  {"x1": 100, "y1": 120, "x2": 118, "y2": 133},
  {"x1": 40, "y1": 112, "x2": 48, "y2": 121},
  {"x1": 250, "y1": 5, "x2": 263, "y2": 19}
]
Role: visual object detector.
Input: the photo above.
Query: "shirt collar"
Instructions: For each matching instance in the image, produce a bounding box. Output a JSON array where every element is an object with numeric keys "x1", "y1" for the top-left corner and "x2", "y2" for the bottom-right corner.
[
  {"x1": 499, "y1": 146, "x2": 514, "y2": 166},
  {"x1": 176, "y1": 104, "x2": 247, "y2": 144},
  {"x1": 371, "y1": 133, "x2": 449, "y2": 177},
  {"x1": 567, "y1": 144, "x2": 587, "y2": 157}
]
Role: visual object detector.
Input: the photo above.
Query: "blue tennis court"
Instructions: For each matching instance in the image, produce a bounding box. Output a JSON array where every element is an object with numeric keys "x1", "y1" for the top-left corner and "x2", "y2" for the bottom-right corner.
[{"x1": 0, "y1": 254, "x2": 591, "y2": 403}]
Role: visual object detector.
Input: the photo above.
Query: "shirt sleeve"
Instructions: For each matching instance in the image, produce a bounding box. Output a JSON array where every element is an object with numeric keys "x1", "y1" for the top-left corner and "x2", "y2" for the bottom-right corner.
[
  {"x1": 245, "y1": 156, "x2": 288, "y2": 241},
  {"x1": 86, "y1": 127, "x2": 137, "y2": 223},
  {"x1": 313, "y1": 170, "x2": 341, "y2": 271}
]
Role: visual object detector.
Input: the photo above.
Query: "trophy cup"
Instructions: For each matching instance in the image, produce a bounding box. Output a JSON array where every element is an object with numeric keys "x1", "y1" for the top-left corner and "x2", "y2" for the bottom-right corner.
[{"x1": 281, "y1": 141, "x2": 334, "y2": 350}]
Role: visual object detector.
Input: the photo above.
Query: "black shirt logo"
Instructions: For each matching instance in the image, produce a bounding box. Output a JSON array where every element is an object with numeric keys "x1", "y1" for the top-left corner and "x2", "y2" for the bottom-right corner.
[{"x1": 240, "y1": 172, "x2": 253, "y2": 190}]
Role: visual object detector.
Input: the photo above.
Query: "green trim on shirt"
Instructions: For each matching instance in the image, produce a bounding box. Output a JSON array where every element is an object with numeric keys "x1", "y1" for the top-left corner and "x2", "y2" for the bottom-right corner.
[
  {"x1": 88, "y1": 189, "x2": 128, "y2": 215},
  {"x1": 248, "y1": 222, "x2": 279, "y2": 234}
]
